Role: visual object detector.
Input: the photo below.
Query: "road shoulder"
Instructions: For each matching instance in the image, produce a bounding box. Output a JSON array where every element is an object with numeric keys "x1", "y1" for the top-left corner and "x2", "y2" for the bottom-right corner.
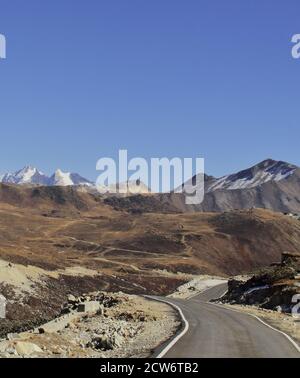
[{"x1": 219, "y1": 303, "x2": 300, "y2": 348}]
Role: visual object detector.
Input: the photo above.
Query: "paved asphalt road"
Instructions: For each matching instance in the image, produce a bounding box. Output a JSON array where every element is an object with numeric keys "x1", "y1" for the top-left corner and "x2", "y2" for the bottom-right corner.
[{"x1": 153, "y1": 284, "x2": 300, "y2": 358}]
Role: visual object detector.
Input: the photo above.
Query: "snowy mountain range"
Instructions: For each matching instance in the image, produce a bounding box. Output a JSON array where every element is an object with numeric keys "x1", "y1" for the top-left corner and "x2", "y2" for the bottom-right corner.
[
  {"x1": 0, "y1": 166, "x2": 93, "y2": 187},
  {"x1": 169, "y1": 159, "x2": 300, "y2": 213},
  {"x1": 180, "y1": 159, "x2": 297, "y2": 193},
  {"x1": 1, "y1": 159, "x2": 299, "y2": 214},
  {"x1": 205, "y1": 159, "x2": 297, "y2": 192},
  {"x1": 0, "y1": 166, "x2": 150, "y2": 192}
]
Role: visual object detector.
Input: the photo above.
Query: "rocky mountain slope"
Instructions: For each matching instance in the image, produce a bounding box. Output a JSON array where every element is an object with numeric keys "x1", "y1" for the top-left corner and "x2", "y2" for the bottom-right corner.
[
  {"x1": 206, "y1": 159, "x2": 297, "y2": 191},
  {"x1": 0, "y1": 292, "x2": 178, "y2": 358},
  {"x1": 200, "y1": 159, "x2": 300, "y2": 212},
  {"x1": 158, "y1": 159, "x2": 300, "y2": 214},
  {"x1": 0, "y1": 183, "x2": 97, "y2": 213},
  {"x1": 90, "y1": 159, "x2": 300, "y2": 214},
  {"x1": 200, "y1": 166, "x2": 300, "y2": 213},
  {"x1": 221, "y1": 252, "x2": 300, "y2": 314}
]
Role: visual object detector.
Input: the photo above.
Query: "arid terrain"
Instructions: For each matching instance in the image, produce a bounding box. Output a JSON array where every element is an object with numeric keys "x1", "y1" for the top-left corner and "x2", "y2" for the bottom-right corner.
[
  {"x1": 0, "y1": 292, "x2": 179, "y2": 358},
  {"x1": 220, "y1": 251, "x2": 300, "y2": 315},
  {"x1": 1, "y1": 183, "x2": 300, "y2": 340}
]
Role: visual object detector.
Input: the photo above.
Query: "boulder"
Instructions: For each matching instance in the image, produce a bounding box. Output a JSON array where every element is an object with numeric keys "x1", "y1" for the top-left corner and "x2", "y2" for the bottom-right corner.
[
  {"x1": 7, "y1": 333, "x2": 22, "y2": 341},
  {"x1": 89, "y1": 334, "x2": 113, "y2": 351},
  {"x1": 281, "y1": 252, "x2": 300, "y2": 267},
  {"x1": 0, "y1": 340, "x2": 10, "y2": 353},
  {"x1": 67, "y1": 294, "x2": 77, "y2": 303},
  {"x1": 14, "y1": 341, "x2": 43, "y2": 356},
  {"x1": 78, "y1": 301, "x2": 101, "y2": 313}
]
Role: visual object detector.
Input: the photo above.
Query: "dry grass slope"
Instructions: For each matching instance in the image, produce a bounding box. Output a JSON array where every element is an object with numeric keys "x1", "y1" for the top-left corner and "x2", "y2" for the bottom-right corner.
[{"x1": 1, "y1": 184, "x2": 300, "y2": 336}]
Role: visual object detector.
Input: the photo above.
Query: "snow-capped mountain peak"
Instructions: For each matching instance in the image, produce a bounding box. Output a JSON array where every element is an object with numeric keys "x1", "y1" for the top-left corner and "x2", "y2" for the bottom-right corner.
[
  {"x1": 179, "y1": 159, "x2": 298, "y2": 195},
  {"x1": 0, "y1": 165, "x2": 49, "y2": 185},
  {"x1": 15, "y1": 166, "x2": 43, "y2": 183},
  {"x1": 50, "y1": 169, "x2": 74, "y2": 186},
  {"x1": 49, "y1": 169, "x2": 93, "y2": 187},
  {"x1": 206, "y1": 159, "x2": 297, "y2": 192},
  {"x1": 0, "y1": 166, "x2": 92, "y2": 187}
]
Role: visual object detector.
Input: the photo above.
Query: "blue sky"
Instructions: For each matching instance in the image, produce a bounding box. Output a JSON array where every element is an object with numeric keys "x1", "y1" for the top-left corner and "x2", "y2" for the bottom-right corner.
[{"x1": 0, "y1": 0, "x2": 299, "y2": 181}]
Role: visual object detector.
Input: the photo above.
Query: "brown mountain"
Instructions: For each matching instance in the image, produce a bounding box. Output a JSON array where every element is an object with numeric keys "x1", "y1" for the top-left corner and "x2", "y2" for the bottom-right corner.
[
  {"x1": 0, "y1": 186, "x2": 299, "y2": 278},
  {"x1": 1, "y1": 181, "x2": 300, "y2": 335},
  {"x1": 151, "y1": 159, "x2": 300, "y2": 214}
]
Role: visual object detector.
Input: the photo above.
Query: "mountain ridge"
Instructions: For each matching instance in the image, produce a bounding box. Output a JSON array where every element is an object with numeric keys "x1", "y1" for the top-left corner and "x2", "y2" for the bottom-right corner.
[
  {"x1": 2, "y1": 159, "x2": 298, "y2": 189},
  {"x1": 170, "y1": 159, "x2": 300, "y2": 213},
  {"x1": 101, "y1": 159, "x2": 300, "y2": 214},
  {"x1": 182, "y1": 159, "x2": 298, "y2": 193},
  {"x1": 0, "y1": 166, "x2": 92, "y2": 187},
  {"x1": 206, "y1": 159, "x2": 297, "y2": 192},
  {"x1": 1, "y1": 159, "x2": 300, "y2": 214}
]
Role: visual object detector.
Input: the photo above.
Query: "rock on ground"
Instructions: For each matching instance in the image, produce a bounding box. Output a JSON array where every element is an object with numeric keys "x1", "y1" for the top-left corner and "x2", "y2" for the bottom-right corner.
[{"x1": 0, "y1": 291, "x2": 179, "y2": 358}]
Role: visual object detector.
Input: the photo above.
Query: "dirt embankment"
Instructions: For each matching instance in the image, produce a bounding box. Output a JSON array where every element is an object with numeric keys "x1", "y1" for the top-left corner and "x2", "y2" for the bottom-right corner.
[
  {"x1": 169, "y1": 275, "x2": 227, "y2": 299},
  {"x1": 0, "y1": 259, "x2": 185, "y2": 339},
  {"x1": 0, "y1": 292, "x2": 179, "y2": 358},
  {"x1": 221, "y1": 252, "x2": 300, "y2": 313}
]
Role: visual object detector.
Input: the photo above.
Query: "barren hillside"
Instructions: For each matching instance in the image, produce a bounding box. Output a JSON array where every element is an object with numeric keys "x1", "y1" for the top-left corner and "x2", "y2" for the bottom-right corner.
[{"x1": 1, "y1": 184, "x2": 300, "y2": 336}]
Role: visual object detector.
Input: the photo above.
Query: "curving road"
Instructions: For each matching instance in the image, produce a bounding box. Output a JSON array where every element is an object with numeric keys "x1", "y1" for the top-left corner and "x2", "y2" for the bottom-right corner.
[{"x1": 152, "y1": 284, "x2": 300, "y2": 358}]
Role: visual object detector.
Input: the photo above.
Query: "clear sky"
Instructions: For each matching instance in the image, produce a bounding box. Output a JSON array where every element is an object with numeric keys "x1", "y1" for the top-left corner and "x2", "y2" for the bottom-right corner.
[{"x1": 0, "y1": 0, "x2": 299, "y2": 181}]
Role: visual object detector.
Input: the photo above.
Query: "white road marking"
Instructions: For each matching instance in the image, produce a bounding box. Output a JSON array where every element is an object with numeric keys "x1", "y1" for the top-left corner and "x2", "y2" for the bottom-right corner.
[
  {"x1": 144, "y1": 296, "x2": 189, "y2": 358},
  {"x1": 207, "y1": 301, "x2": 300, "y2": 354},
  {"x1": 148, "y1": 284, "x2": 226, "y2": 357},
  {"x1": 149, "y1": 283, "x2": 300, "y2": 357}
]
